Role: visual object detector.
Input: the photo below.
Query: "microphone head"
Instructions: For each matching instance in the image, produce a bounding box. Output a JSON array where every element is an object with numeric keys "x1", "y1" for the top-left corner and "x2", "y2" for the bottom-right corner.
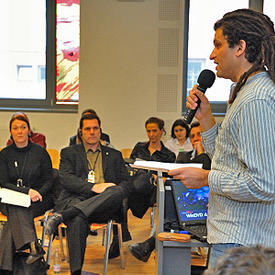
[{"x1": 197, "y1": 69, "x2": 216, "y2": 90}]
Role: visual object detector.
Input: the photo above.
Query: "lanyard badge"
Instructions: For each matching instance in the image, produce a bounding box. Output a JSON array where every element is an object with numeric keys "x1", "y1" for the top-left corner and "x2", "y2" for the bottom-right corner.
[{"x1": 88, "y1": 170, "x2": 95, "y2": 183}]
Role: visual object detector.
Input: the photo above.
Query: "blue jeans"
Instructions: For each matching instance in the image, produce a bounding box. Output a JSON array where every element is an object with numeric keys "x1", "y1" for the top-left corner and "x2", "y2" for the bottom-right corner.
[{"x1": 208, "y1": 243, "x2": 242, "y2": 268}]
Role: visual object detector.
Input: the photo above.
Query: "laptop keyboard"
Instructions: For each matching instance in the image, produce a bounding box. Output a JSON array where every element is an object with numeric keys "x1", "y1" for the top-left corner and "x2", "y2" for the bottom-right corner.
[{"x1": 184, "y1": 224, "x2": 207, "y2": 238}]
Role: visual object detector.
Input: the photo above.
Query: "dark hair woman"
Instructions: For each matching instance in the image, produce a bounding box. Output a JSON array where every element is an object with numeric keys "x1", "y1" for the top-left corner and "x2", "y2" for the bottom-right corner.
[
  {"x1": 131, "y1": 117, "x2": 175, "y2": 163},
  {"x1": 0, "y1": 114, "x2": 54, "y2": 272},
  {"x1": 165, "y1": 119, "x2": 193, "y2": 157}
]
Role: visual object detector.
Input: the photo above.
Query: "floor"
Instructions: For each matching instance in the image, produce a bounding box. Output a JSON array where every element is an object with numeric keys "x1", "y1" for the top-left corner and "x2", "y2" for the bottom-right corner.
[{"x1": 37, "y1": 209, "x2": 207, "y2": 275}]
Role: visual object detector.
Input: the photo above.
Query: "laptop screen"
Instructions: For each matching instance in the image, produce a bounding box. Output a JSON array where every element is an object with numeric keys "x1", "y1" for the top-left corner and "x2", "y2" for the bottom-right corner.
[{"x1": 170, "y1": 179, "x2": 209, "y2": 223}]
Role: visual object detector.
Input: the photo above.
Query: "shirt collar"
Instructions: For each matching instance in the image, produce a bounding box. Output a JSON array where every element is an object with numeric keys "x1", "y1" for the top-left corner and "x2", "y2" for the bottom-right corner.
[{"x1": 83, "y1": 143, "x2": 102, "y2": 153}]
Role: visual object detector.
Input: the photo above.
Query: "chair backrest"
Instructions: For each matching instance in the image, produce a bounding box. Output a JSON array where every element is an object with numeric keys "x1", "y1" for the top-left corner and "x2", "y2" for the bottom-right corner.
[
  {"x1": 120, "y1": 148, "x2": 132, "y2": 159},
  {"x1": 46, "y1": 148, "x2": 60, "y2": 169}
]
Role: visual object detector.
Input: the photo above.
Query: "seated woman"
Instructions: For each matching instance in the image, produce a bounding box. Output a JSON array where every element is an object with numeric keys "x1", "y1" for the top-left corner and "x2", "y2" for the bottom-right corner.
[
  {"x1": 0, "y1": 114, "x2": 54, "y2": 272},
  {"x1": 131, "y1": 116, "x2": 175, "y2": 163},
  {"x1": 129, "y1": 117, "x2": 175, "y2": 217},
  {"x1": 6, "y1": 112, "x2": 47, "y2": 148},
  {"x1": 165, "y1": 119, "x2": 193, "y2": 157}
]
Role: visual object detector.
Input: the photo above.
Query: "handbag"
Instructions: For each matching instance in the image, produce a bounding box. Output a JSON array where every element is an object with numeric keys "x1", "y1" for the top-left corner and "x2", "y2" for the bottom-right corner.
[{"x1": 13, "y1": 252, "x2": 49, "y2": 275}]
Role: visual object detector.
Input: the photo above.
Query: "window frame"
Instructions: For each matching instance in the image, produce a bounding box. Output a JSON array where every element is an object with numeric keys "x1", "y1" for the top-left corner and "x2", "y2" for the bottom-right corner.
[
  {"x1": 0, "y1": 0, "x2": 77, "y2": 113},
  {"x1": 182, "y1": 0, "x2": 264, "y2": 116}
]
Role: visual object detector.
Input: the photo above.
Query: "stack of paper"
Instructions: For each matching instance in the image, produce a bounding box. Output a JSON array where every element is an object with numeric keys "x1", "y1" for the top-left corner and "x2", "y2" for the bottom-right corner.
[
  {"x1": 131, "y1": 160, "x2": 202, "y2": 172},
  {"x1": 0, "y1": 188, "x2": 31, "y2": 207}
]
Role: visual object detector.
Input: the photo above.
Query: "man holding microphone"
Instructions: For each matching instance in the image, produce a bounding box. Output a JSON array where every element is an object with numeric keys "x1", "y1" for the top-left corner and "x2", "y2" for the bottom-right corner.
[{"x1": 169, "y1": 8, "x2": 275, "y2": 267}]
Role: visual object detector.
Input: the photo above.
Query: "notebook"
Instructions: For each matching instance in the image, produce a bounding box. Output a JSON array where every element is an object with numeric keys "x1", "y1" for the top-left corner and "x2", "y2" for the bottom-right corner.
[{"x1": 170, "y1": 179, "x2": 209, "y2": 242}]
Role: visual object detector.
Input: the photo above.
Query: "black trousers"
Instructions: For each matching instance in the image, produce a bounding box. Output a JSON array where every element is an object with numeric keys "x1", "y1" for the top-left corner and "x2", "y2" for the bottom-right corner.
[
  {"x1": 63, "y1": 186, "x2": 123, "y2": 274},
  {"x1": 0, "y1": 195, "x2": 54, "y2": 271}
]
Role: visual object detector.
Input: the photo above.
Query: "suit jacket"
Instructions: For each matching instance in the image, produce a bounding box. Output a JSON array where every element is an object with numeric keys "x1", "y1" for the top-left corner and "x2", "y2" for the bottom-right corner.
[{"x1": 55, "y1": 143, "x2": 130, "y2": 211}]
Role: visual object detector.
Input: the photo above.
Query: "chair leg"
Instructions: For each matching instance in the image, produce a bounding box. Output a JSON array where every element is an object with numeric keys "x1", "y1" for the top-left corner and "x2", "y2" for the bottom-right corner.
[
  {"x1": 40, "y1": 219, "x2": 47, "y2": 248},
  {"x1": 102, "y1": 228, "x2": 106, "y2": 246},
  {"x1": 41, "y1": 209, "x2": 52, "y2": 247},
  {"x1": 64, "y1": 228, "x2": 70, "y2": 262},
  {"x1": 103, "y1": 220, "x2": 112, "y2": 275},
  {"x1": 150, "y1": 206, "x2": 155, "y2": 228},
  {"x1": 46, "y1": 234, "x2": 54, "y2": 264},
  {"x1": 58, "y1": 226, "x2": 66, "y2": 261},
  {"x1": 117, "y1": 223, "x2": 125, "y2": 269}
]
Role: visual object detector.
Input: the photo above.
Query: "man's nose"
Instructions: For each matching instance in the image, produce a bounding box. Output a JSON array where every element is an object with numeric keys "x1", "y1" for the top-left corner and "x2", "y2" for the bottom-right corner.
[{"x1": 209, "y1": 49, "x2": 215, "y2": 60}]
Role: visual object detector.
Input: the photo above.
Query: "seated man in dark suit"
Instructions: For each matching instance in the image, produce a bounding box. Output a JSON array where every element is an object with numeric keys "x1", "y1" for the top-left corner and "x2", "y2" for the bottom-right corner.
[
  {"x1": 176, "y1": 122, "x2": 211, "y2": 169},
  {"x1": 46, "y1": 113, "x2": 130, "y2": 275},
  {"x1": 69, "y1": 108, "x2": 110, "y2": 146}
]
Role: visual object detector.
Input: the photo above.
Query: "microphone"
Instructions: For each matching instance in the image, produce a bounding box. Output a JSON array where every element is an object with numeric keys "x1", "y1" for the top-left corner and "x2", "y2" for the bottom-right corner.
[{"x1": 182, "y1": 69, "x2": 216, "y2": 124}]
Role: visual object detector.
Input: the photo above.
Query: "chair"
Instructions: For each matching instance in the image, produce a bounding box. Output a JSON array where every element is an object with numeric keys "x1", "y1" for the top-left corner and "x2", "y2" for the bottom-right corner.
[
  {"x1": 46, "y1": 148, "x2": 60, "y2": 169},
  {"x1": 47, "y1": 220, "x2": 125, "y2": 275},
  {"x1": 150, "y1": 203, "x2": 157, "y2": 228},
  {"x1": 0, "y1": 210, "x2": 51, "y2": 248}
]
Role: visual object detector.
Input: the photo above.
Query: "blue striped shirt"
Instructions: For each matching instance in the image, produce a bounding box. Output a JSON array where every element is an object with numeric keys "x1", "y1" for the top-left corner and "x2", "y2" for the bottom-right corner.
[{"x1": 202, "y1": 72, "x2": 275, "y2": 246}]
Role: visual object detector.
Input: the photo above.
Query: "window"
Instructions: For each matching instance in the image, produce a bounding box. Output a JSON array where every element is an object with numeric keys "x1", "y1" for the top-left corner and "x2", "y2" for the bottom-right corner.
[
  {"x1": 56, "y1": 0, "x2": 80, "y2": 105},
  {"x1": 183, "y1": 0, "x2": 250, "y2": 115},
  {"x1": 0, "y1": 0, "x2": 79, "y2": 112},
  {"x1": 263, "y1": 0, "x2": 275, "y2": 23}
]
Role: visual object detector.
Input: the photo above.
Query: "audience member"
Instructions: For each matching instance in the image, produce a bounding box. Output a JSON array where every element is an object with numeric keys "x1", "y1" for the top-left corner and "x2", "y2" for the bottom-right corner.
[
  {"x1": 176, "y1": 122, "x2": 211, "y2": 170},
  {"x1": 0, "y1": 114, "x2": 54, "y2": 272},
  {"x1": 69, "y1": 109, "x2": 110, "y2": 146},
  {"x1": 128, "y1": 117, "x2": 175, "y2": 217},
  {"x1": 45, "y1": 113, "x2": 131, "y2": 275},
  {"x1": 130, "y1": 117, "x2": 175, "y2": 163},
  {"x1": 128, "y1": 117, "x2": 175, "y2": 262},
  {"x1": 165, "y1": 119, "x2": 193, "y2": 157},
  {"x1": 6, "y1": 112, "x2": 46, "y2": 148},
  {"x1": 204, "y1": 245, "x2": 275, "y2": 275}
]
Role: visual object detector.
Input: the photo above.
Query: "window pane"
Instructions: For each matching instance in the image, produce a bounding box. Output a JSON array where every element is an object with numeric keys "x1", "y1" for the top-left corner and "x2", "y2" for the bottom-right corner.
[
  {"x1": 263, "y1": 0, "x2": 275, "y2": 24},
  {"x1": 187, "y1": 0, "x2": 249, "y2": 103},
  {"x1": 0, "y1": 0, "x2": 46, "y2": 100},
  {"x1": 56, "y1": 0, "x2": 80, "y2": 105}
]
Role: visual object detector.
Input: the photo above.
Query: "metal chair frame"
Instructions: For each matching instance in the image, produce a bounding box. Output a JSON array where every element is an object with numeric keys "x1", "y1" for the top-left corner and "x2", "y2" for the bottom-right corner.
[{"x1": 47, "y1": 219, "x2": 125, "y2": 275}]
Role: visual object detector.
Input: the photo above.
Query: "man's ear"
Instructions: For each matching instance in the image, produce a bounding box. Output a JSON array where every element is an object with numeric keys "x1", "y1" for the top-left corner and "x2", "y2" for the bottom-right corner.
[{"x1": 235, "y1": 40, "x2": 246, "y2": 57}]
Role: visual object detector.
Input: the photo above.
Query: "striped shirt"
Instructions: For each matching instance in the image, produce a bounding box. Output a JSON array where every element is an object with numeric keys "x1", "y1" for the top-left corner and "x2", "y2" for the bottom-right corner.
[{"x1": 201, "y1": 72, "x2": 275, "y2": 246}]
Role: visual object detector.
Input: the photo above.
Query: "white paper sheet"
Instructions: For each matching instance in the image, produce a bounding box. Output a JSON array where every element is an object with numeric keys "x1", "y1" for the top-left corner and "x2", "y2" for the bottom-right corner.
[
  {"x1": 0, "y1": 188, "x2": 31, "y2": 207},
  {"x1": 131, "y1": 160, "x2": 202, "y2": 172}
]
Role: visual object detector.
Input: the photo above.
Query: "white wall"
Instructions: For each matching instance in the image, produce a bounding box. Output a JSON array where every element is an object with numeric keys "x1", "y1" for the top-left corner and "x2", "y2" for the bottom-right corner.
[{"x1": 0, "y1": 0, "x2": 223, "y2": 152}]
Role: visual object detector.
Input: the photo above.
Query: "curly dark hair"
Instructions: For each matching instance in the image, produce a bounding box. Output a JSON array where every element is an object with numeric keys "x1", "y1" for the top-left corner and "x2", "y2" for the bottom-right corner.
[{"x1": 214, "y1": 9, "x2": 275, "y2": 103}]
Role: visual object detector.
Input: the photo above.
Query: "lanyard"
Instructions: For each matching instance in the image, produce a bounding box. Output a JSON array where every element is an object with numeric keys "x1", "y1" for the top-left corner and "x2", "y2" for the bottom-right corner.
[
  {"x1": 87, "y1": 150, "x2": 100, "y2": 172},
  {"x1": 14, "y1": 152, "x2": 29, "y2": 187}
]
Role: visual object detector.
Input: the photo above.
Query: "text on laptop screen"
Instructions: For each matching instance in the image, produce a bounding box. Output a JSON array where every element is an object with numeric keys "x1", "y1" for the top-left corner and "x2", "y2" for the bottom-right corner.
[{"x1": 172, "y1": 180, "x2": 209, "y2": 222}]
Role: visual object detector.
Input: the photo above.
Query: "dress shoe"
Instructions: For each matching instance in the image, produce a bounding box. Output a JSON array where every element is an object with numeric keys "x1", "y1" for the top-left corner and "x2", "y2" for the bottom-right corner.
[
  {"x1": 45, "y1": 212, "x2": 63, "y2": 236},
  {"x1": 89, "y1": 230, "x2": 98, "y2": 236},
  {"x1": 108, "y1": 236, "x2": 120, "y2": 259},
  {"x1": 26, "y1": 241, "x2": 45, "y2": 264},
  {"x1": 128, "y1": 239, "x2": 153, "y2": 262}
]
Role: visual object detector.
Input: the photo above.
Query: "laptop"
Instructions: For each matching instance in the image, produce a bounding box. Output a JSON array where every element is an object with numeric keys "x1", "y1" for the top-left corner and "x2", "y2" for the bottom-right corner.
[{"x1": 170, "y1": 179, "x2": 209, "y2": 242}]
